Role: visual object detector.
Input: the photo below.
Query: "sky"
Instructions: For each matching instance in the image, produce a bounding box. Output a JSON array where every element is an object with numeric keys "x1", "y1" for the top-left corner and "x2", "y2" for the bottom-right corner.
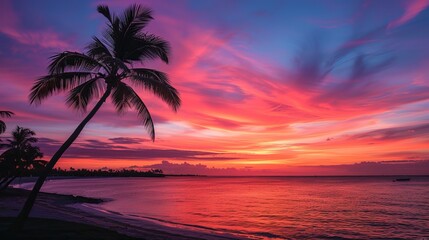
[{"x1": 1, "y1": 0, "x2": 429, "y2": 175}]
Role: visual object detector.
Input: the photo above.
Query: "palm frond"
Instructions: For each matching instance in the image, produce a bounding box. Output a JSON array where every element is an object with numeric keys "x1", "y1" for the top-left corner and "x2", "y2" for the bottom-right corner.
[
  {"x1": 128, "y1": 69, "x2": 180, "y2": 111},
  {"x1": 111, "y1": 82, "x2": 155, "y2": 140},
  {"x1": 32, "y1": 159, "x2": 48, "y2": 167},
  {"x1": 7, "y1": 127, "x2": 37, "y2": 148},
  {"x1": 131, "y1": 68, "x2": 170, "y2": 83},
  {"x1": 99, "y1": 5, "x2": 161, "y2": 63},
  {"x1": 101, "y1": 16, "x2": 120, "y2": 55},
  {"x1": 128, "y1": 34, "x2": 170, "y2": 63},
  {"x1": 111, "y1": 82, "x2": 132, "y2": 114},
  {"x1": 0, "y1": 111, "x2": 13, "y2": 133},
  {"x1": 128, "y1": 87, "x2": 155, "y2": 141},
  {"x1": 86, "y1": 37, "x2": 113, "y2": 60},
  {"x1": 30, "y1": 72, "x2": 96, "y2": 104},
  {"x1": 86, "y1": 37, "x2": 134, "y2": 76},
  {"x1": 0, "y1": 111, "x2": 14, "y2": 118},
  {"x1": 48, "y1": 52, "x2": 104, "y2": 74},
  {"x1": 14, "y1": 127, "x2": 36, "y2": 141},
  {"x1": 0, "y1": 148, "x2": 13, "y2": 157},
  {"x1": 0, "y1": 139, "x2": 9, "y2": 148},
  {"x1": 66, "y1": 77, "x2": 105, "y2": 111},
  {"x1": 97, "y1": 5, "x2": 114, "y2": 24},
  {"x1": 119, "y1": 4, "x2": 153, "y2": 38},
  {"x1": 103, "y1": 57, "x2": 131, "y2": 75},
  {"x1": 25, "y1": 146, "x2": 43, "y2": 160},
  {"x1": 0, "y1": 121, "x2": 6, "y2": 134}
]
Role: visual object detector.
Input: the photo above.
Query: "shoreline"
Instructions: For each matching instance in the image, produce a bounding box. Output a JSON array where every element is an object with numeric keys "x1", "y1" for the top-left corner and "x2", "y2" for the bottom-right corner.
[{"x1": 0, "y1": 187, "x2": 241, "y2": 240}]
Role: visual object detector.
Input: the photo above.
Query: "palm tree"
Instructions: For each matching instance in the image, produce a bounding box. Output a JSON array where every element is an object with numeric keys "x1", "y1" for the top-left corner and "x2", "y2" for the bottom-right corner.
[
  {"x1": 12, "y1": 4, "x2": 180, "y2": 229},
  {"x1": 0, "y1": 111, "x2": 14, "y2": 134},
  {"x1": 0, "y1": 126, "x2": 44, "y2": 191}
]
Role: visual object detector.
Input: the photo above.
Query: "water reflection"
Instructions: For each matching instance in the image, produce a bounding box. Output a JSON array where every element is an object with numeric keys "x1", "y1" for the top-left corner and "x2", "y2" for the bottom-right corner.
[{"x1": 40, "y1": 176, "x2": 429, "y2": 239}]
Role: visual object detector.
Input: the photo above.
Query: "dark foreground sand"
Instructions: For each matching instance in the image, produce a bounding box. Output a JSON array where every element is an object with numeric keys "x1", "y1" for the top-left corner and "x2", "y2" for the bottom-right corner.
[
  {"x1": 0, "y1": 217, "x2": 136, "y2": 240},
  {"x1": 0, "y1": 188, "x2": 239, "y2": 240}
]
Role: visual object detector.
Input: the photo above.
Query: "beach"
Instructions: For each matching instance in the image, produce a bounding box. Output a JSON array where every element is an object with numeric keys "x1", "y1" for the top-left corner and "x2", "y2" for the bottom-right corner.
[{"x1": 0, "y1": 186, "x2": 239, "y2": 240}]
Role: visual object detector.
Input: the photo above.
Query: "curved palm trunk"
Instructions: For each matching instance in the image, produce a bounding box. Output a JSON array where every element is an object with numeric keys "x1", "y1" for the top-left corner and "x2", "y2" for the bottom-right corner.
[
  {"x1": 0, "y1": 175, "x2": 17, "y2": 192},
  {"x1": 10, "y1": 87, "x2": 112, "y2": 230},
  {"x1": 0, "y1": 176, "x2": 10, "y2": 186}
]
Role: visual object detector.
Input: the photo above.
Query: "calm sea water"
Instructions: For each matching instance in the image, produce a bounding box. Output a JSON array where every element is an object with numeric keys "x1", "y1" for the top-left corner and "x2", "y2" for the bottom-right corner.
[{"x1": 33, "y1": 176, "x2": 429, "y2": 239}]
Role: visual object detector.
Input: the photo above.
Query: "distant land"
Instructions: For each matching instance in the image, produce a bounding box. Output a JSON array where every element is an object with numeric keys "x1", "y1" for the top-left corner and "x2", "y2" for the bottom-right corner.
[{"x1": 125, "y1": 160, "x2": 429, "y2": 176}]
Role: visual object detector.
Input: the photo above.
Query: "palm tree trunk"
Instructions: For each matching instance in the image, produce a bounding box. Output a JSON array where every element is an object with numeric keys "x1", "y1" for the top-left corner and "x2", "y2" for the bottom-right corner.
[
  {"x1": 0, "y1": 176, "x2": 10, "y2": 187},
  {"x1": 0, "y1": 175, "x2": 17, "y2": 192},
  {"x1": 0, "y1": 176, "x2": 11, "y2": 191},
  {"x1": 9, "y1": 86, "x2": 112, "y2": 230}
]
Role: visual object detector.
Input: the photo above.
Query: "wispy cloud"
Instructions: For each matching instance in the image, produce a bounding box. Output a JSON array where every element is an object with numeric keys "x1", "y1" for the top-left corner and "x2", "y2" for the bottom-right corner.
[
  {"x1": 37, "y1": 138, "x2": 239, "y2": 161},
  {"x1": 351, "y1": 123, "x2": 429, "y2": 142},
  {"x1": 0, "y1": 0, "x2": 71, "y2": 49},
  {"x1": 388, "y1": 0, "x2": 429, "y2": 29},
  {"x1": 108, "y1": 137, "x2": 147, "y2": 144}
]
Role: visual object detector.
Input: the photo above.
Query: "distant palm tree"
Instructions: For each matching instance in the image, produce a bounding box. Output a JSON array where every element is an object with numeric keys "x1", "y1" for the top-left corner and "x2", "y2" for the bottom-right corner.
[
  {"x1": 12, "y1": 4, "x2": 180, "y2": 229},
  {"x1": 0, "y1": 111, "x2": 14, "y2": 134},
  {"x1": 0, "y1": 126, "x2": 44, "y2": 191}
]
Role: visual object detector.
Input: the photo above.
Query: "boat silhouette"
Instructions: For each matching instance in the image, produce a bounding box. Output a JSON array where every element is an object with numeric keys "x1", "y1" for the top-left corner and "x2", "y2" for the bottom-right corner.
[{"x1": 393, "y1": 178, "x2": 411, "y2": 182}]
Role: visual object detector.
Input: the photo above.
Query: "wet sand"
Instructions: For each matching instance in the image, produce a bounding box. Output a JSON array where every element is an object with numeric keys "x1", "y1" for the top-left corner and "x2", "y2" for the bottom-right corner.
[{"x1": 0, "y1": 188, "x2": 239, "y2": 240}]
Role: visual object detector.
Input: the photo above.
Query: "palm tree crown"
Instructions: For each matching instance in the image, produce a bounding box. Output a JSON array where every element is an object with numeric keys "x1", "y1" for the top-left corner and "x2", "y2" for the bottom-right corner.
[
  {"x1": 29, "y1": 4, "x2": 181, "y2": 140},
  {"x1": 0, "y1": 126, "x2": 45, "y2": 191},
  {"x1": 1, "y1": 126, "x2": 44, "y2": 169}
]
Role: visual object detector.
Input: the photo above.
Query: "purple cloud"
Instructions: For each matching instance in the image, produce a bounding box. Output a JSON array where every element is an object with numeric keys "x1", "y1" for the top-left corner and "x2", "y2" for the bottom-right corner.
[
  {"x1": 108, "y1": 137, "x2": 147, "y2": 144},
  {"x1": 37, "y1": 138, "x2": 238, "y2": 161},
  {"x1": 351, "y1": 123, "x2": 429, "y2": 141}
]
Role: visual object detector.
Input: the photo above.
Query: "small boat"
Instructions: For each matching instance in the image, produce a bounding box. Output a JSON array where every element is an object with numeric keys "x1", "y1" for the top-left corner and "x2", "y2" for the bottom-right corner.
[{"x1": 393, "y1": 178, "x2": 410, "y2": 182}]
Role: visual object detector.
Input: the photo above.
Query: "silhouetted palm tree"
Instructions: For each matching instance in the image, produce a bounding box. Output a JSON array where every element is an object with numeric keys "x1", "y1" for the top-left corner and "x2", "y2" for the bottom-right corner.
[
  {"x1": 0, "y1": 111, "x2": 14, "y2": 134},
  {"x1": 0, "y1": 126, "x2": 44, "y2": 191},
  {"x1": 12, "y1": 4, "x2": 180, "y2": 229}
]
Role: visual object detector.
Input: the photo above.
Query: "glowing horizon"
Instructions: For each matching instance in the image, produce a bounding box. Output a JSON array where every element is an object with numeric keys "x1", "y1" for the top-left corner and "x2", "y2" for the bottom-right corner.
[{"x1": 1, "y1": 0, "x2": 429, "y2": 175}]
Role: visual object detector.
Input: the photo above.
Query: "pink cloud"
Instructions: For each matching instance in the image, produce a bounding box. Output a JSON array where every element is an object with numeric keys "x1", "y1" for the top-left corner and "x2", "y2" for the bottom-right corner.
[
  {"x1": 0, "y1": 0, "x2": 70, "y2": 49},
  {"x1": 1, "y1": 29, "x2": 71, "y2": 49},
  {"x1": 388, "y1": 0, "x2": 429, "y2": 29}
]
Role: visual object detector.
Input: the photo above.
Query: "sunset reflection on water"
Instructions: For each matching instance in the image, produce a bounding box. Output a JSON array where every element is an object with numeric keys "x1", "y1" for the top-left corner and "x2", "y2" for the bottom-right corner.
[{"x1": 40, "y1": 176, "x2": 429, "y2": 239}]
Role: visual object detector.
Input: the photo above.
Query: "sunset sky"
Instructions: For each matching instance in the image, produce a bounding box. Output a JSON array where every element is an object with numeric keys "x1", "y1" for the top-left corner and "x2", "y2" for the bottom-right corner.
[{"x1": 1, "y1": 0, "x2": 429, "y2": 175}]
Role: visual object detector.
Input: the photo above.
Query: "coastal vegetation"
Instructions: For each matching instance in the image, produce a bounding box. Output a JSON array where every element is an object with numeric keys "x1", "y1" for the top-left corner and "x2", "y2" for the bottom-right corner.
[
  {"x1": 50, "y1": 167, "x2": 164, "y2": 177},
  {"x1": 0, "y1": 127, "x2": 46, "y2": 192},
  {"x1": 12, "y1": 4, "x2": 181, "y2": 229}
]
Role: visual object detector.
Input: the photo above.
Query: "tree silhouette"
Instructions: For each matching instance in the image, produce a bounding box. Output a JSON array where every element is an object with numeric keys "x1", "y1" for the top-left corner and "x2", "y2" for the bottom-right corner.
[
  {"x1": 0, "y1": 111, "x2": 14, "y2": 134},
  {"x1": 0, "y1": 126, "x2": 45, "y2": 192},
  {"x1": 12, "y1": 4, "x2": 180, "y2": 229}
]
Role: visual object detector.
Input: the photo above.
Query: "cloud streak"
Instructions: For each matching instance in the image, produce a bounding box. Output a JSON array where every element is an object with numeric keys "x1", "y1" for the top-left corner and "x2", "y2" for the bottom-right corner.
[
  {"x1": 0, "y1": 1, "x2": 71, "y2": 49},
  {"x1": 37, "y1": 138, "x2": 239, "y2": 161},
  {"x1": 388, "y1": 0, "x2": 429, "y2": 29}
]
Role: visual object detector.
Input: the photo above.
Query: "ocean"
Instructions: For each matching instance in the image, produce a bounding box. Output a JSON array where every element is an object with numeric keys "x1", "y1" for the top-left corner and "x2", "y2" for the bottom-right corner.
[{"x1": 20, "y1": 176, "x2": 429, "y2": 239}]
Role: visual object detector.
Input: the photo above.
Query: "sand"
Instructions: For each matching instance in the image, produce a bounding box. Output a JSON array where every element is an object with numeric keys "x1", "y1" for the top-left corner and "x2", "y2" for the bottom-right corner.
[{"x1": 0, "y1": 187, "x2": 240, "y2": 240}]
